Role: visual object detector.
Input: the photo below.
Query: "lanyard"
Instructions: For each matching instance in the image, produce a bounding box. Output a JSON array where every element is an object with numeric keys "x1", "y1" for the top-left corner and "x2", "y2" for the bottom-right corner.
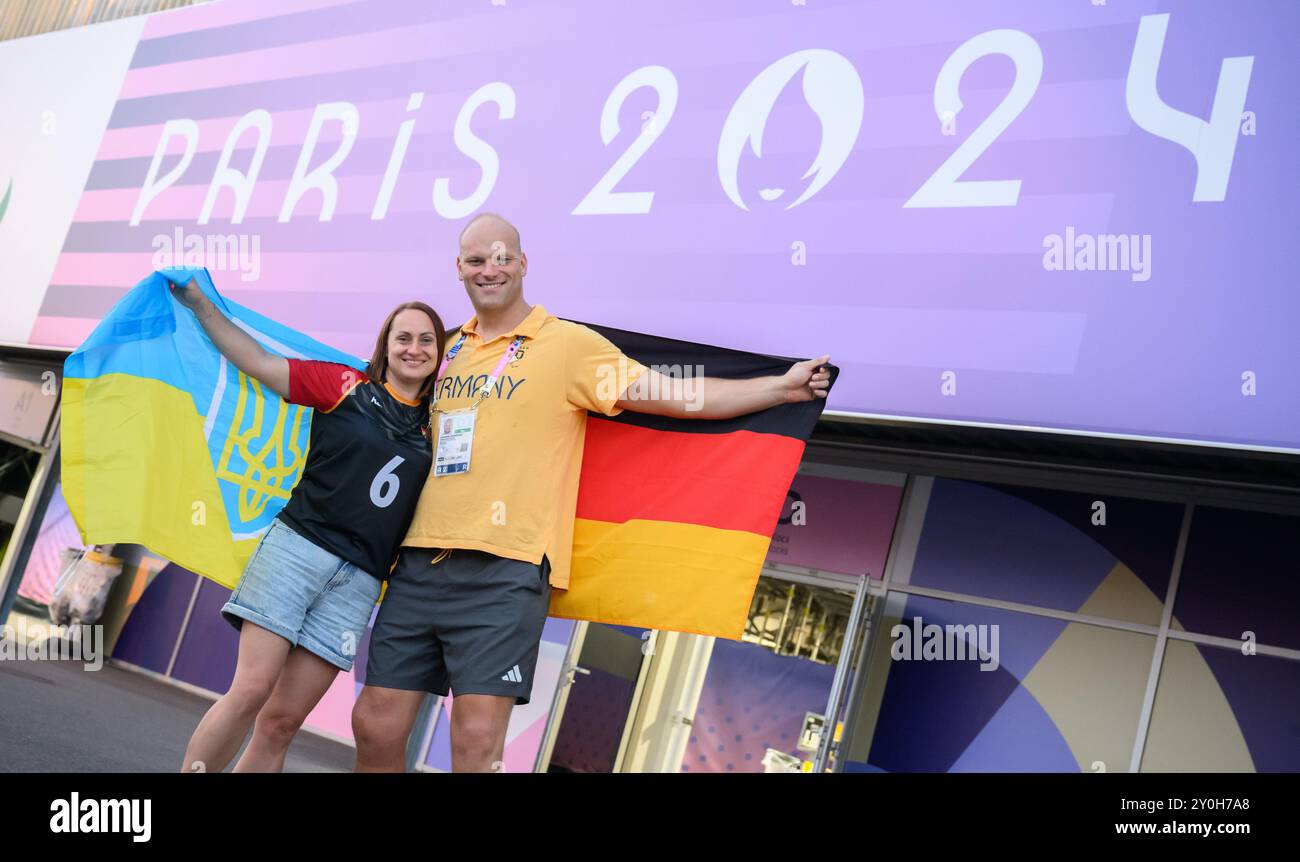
[{"x1": 436, "y1": 332, "x2": 525, "y2": 405}]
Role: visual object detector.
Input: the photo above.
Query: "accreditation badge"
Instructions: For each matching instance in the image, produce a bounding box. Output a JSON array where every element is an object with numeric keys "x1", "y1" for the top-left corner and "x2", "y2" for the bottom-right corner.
[{"x1": 434, "y1": 407, "x2": 477, "y2": 476}]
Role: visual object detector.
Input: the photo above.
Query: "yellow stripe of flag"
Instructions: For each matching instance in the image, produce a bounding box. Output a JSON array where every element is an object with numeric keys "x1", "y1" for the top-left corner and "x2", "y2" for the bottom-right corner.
[{"x1": 549, "y1": 517, "x2": 770, "y2": 638}]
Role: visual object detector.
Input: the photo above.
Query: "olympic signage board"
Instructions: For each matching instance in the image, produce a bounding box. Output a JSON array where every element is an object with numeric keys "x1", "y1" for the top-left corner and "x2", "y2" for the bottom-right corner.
[{"x1": 1, "y1": 0, "x2": 1295, "y2": 452}]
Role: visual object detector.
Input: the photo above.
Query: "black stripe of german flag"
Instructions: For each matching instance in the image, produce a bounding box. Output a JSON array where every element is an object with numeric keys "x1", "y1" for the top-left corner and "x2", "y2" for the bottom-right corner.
[{"x1": 548, "y1": 321, "x2": 837, "y2": 639}]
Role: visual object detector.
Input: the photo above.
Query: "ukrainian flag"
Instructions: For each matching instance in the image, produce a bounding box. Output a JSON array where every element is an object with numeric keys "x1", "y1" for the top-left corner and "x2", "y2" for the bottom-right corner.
[{"x1": 61, "y1": 269, "x2": 364, "y2": 589}]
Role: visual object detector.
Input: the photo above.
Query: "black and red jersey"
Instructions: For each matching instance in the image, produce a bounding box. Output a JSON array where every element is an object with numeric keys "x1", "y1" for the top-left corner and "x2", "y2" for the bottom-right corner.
[{"x1": 276, "y1": 359, "x2": 432, "y2": 578}]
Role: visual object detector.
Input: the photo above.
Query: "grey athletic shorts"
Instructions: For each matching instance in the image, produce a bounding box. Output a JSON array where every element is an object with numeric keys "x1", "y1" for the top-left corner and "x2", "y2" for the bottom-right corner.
[{"x1": 365, "y1": 548, "x2": 552, "y2": 705}]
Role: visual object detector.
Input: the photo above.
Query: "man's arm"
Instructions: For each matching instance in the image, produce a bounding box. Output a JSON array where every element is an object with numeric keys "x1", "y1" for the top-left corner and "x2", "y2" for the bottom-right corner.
[{"x1": 615, "y1": 355, "x2": 831, "y2": 419}]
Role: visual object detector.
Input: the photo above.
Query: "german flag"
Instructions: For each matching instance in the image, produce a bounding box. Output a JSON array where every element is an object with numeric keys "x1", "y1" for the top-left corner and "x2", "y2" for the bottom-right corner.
[{"x1": 549, "y1": 323, "x2": 837, "y2": 639}]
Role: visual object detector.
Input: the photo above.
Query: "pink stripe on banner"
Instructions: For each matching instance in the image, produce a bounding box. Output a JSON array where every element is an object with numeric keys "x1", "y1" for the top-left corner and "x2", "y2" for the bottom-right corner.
[
  {"x1": 51, "y1": 252, "x2": 437, "y2": 291},
  {"x1": 73, "y1": 187, "x2": 196, "y2": 224},
  {"x1": 141, "y1": 0, "x2": 359, "y2": 39},
  {"x1": 51, "y1": 253, "x2": 158, "y2": 287},
  {"x1": 28, "y1": 317, "x2": 99, "y2": 350},
  {"x1": 70, "y1": 170, "x2": 449, "y2": 223},
  {"x1": 93, "y1": 93, "x2": 463, "y2": 160},
  {"x1": 121, "y1": 18, "x2": 479, "y2": 100},
  {"x1": 33, "y1": 308, "x2": 374, "y2": 359}
]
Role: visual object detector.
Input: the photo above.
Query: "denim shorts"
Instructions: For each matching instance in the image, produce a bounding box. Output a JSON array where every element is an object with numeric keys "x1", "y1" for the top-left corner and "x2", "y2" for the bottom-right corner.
[{"x1": 221, "y1": 518, "x2": 381, "y2": 671}]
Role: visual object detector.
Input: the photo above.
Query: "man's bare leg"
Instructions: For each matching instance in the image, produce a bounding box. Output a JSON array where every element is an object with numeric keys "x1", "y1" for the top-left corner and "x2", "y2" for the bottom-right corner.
[
  {"x1": 352, "y1": 684, "x2": 425, "y2": 772},
  {"x1": 449, "y1": 694, "x2": 515, "y2": 773}
]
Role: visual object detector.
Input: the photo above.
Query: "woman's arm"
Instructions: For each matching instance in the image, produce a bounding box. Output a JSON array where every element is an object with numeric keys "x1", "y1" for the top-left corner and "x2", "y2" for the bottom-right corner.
[{"x1": 171, "y1": 277, "x2": 290, "y2": 399}]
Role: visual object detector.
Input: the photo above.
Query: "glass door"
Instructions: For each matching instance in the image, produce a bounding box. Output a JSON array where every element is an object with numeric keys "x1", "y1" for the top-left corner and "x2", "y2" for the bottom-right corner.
[
  {"x1": 538, "y1": 622, "x2": 655, "y2": 773},
  {"x1": 676, "y1": 569, "x2": 873, "y2": 773}
]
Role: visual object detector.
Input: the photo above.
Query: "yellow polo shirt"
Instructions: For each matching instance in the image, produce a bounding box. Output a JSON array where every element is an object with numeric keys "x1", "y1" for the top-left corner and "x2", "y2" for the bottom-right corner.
[{"x1": 401, "y1": 304, "x2": 645, "y2": 589}]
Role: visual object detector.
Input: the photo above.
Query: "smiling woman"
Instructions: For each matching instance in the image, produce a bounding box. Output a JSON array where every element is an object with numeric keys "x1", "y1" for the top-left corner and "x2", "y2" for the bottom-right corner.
[
  {"x1": 366, "y1": 301, "x2": 446, "y2": 402},
  {"x1": 156, "y1": 272, "x2": 448, "y2": 774}
]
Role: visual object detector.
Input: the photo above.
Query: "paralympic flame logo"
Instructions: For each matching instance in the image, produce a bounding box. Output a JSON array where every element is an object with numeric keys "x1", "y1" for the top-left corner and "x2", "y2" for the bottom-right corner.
[{"x1": 717, "y1": 49, "x2": 864, "y2": 211}]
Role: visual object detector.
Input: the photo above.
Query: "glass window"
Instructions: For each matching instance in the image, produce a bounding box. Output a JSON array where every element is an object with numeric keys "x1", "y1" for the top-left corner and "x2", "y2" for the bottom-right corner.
[
  {"x1": 1143, "y1": 640, "x2": 1299, "y2": 773},
  {"x1": 843, "y1": 593, "x2": 1155, "y2": 772},
  {"x1": 906, "y1": 479, "x2": 1182, "y2": 626},
  {"x1": 1173, "y1": 506, "x2": 1300, "y2": 651}
]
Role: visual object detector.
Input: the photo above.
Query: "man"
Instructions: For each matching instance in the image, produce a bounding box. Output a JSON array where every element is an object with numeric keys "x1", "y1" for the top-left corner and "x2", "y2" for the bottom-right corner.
[{"x1": 351, "y1": 213, "x2": 830, "y2": 772}]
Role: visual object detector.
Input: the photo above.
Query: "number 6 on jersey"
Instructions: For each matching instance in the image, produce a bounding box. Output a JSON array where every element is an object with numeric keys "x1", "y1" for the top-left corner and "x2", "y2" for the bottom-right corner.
[{"x1": 370, "y1": 456, "x2": 405, "y2": 508}]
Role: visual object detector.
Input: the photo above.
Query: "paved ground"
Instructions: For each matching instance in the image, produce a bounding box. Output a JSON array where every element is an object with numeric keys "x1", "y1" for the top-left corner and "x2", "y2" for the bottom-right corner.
[{"x1": 0, "y1": 630, "x2": 355, "y2": 773}]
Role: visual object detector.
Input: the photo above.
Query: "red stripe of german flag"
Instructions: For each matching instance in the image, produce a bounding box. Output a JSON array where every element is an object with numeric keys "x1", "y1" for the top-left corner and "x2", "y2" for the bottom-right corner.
[
  {"x1": 548, "y1": 322, "x2": 835, "y2": 639},
  {"x1": 574, "y1": 419, "x2": 806, "y2": 534}
]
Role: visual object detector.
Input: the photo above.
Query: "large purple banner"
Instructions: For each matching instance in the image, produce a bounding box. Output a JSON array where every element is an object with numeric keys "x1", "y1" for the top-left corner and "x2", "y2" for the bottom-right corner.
[{"x1": 24, "y1": 0, "x2": 1298, "y2": 451}]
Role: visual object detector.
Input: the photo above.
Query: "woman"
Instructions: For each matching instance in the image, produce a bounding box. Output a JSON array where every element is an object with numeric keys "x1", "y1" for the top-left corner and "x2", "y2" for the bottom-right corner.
[{"x1": 171, "y1": 276, "x2": 444, "y2": 773}]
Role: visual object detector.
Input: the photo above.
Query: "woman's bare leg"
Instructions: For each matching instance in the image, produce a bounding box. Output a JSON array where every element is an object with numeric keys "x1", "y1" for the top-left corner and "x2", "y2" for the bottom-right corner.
[
  {"x1": 180, "y1": 622, "x2": 291, "y2": 773},
  {"x1": 234, "y1": 647, "x2": 340, "y2": 772}
]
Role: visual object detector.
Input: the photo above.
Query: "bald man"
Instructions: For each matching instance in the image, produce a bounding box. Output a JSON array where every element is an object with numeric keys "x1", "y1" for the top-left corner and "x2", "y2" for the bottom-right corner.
[{"x1": 351, "y1": 213, "x2": 831, "y2": 772}]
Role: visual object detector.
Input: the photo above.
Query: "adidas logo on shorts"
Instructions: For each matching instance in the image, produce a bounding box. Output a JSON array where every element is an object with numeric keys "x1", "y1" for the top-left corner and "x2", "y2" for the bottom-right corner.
[{"x1": 501, "y1": 665, "x2": 522, "y2": 683}]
